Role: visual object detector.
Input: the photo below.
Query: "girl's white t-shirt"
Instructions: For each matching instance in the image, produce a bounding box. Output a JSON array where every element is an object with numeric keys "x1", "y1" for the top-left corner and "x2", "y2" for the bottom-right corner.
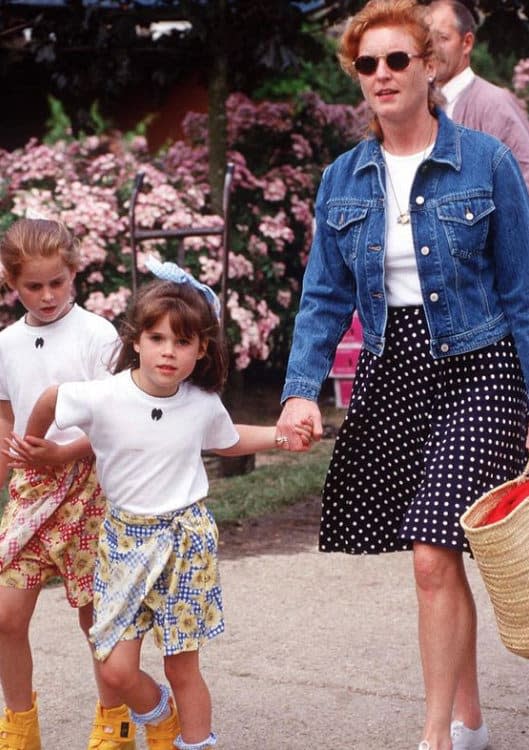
[
  {"x1": 56, "y1": 371, "x2": 240, "y2": 515},
  {"x1": 383, "y1": 146, "x2": 433, "y2": 307},
  {"x1": 0, "y1": 304, "x2": 119, "y2": 442}
]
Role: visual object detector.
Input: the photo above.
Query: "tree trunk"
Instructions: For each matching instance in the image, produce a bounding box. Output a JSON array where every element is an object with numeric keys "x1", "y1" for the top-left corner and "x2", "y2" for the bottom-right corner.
[{"x1": 207, "y1": 0, "x2": 228, "y2": 214}]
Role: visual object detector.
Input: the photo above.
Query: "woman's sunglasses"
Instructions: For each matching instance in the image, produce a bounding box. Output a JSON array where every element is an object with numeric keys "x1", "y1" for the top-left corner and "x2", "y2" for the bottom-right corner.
[{"x1": 353, "y1": 51, "x2": 423, "y2": 76}]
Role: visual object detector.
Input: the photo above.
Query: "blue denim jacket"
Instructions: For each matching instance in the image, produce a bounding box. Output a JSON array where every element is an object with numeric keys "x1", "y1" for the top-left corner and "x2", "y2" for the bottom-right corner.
[{"x1": 282, "y1": 108, "x2": 529, "y2": 402}]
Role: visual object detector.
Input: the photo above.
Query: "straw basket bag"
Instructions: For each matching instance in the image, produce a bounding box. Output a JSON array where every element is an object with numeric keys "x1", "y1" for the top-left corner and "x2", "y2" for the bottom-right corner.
[{"x1": 460, "y1": 462, "x2": 529, "y2": 659}]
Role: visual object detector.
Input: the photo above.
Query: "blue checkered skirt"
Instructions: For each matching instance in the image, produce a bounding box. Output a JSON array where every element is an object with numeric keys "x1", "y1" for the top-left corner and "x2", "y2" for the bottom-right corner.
[{"x1": 90, "y1": 501, "x2": 224, "y2": 660}]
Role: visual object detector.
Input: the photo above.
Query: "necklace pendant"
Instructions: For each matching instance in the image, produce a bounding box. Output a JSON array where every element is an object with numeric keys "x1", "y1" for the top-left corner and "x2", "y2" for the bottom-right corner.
[{"x1": 397, "y1": 212, "x2": 410, "y2": 225}]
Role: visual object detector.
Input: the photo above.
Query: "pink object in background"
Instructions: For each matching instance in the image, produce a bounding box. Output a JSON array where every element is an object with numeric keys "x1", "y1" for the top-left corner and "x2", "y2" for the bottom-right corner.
[{"x1": 329, "y1": 313, "x2": 363, "y2": 408}]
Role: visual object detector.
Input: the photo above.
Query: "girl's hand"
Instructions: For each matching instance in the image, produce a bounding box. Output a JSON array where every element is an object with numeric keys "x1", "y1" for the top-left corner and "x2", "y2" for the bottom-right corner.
[
  {"x1": 276, "y1": 398, "x2": 323, "y2": 452},
  {"x1": 275, "y1": 418, "x2": 315, "y2": 451},
  {"x1": 294, "y1": 417, "x2": 314, "y2": 448},
  {"x1": 2, "y1": 433, "x2": 63, "y2": 469}
]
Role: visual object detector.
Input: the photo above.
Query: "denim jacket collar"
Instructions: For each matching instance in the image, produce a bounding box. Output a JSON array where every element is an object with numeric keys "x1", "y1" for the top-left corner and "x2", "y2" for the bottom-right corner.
[{"x1": 353, "y1": 108, "x2": 462, "y2": 179}]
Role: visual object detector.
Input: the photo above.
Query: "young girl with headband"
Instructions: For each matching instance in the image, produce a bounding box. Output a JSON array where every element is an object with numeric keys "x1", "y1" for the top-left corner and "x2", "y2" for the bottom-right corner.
[
  {"x1": 15, "y1": 257, "x2": 311, "y2": 750},
  {"x1": 0, "y1": 217, "x2": 134, "y2": 750}
]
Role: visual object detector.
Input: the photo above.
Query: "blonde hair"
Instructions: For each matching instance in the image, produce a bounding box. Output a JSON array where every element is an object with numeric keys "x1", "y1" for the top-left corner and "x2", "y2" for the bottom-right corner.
[
  {"x1": 339, "y1": 0, "x2": 442, "y2": 139},
  {"x1": 0, "y1": 218, "x2": 80, "y2": 283}
]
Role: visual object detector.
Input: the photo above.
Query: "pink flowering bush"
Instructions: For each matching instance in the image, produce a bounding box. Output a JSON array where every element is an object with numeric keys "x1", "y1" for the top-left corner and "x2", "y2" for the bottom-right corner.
[{"x1": 0, "y1": 92, "x2": 369, "y2": 371}]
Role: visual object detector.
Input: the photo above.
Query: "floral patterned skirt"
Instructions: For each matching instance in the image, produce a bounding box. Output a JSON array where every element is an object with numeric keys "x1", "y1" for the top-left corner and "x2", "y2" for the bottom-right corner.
[
  {"x1": 91, "y1": 500, "x2": 224, "y2": 661},
  {"x1": 0, "y1": 459, "x2": 104, "y2": 607}
]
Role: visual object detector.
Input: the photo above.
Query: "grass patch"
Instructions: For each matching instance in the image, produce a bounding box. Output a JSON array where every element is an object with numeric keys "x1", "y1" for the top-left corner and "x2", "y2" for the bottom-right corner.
[{"x1": 208, "y1": 439, "x2": 333, "y2": 524}]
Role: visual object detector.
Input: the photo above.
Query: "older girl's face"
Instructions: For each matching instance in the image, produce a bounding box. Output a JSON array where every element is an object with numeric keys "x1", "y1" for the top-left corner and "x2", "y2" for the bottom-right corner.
[
  {"x1": 10, "y1": 255, "x2": 75, "y2": 327},
  {"x1": 356, "y1": 25, "x2": 434, "y2": 127}
]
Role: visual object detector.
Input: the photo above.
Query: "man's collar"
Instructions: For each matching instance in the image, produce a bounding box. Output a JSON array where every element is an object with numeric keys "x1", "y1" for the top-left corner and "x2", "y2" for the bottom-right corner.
[{"x1": 441, "y1": 66, "x2": 475, "y2": 109}]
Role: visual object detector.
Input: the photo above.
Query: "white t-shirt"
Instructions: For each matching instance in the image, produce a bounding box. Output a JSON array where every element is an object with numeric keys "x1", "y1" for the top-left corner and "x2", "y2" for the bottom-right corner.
[
  {"x1": 56, "y1": 371, "x2": 240, "y2": 515},
  {"x1": 383, "y1": 146, "x2": 433, "y2": 307},
  {"x1": 0, "y1": 304, "x2": 119, "y2": 443}
]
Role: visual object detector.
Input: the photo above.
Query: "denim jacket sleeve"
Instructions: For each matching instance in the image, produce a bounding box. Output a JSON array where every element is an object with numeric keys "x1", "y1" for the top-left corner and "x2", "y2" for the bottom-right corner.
[
  {"x1": 489, "y1": 146, "x2": 529, "y2": 395},
  {"x1": 281, "y1": 167, "x2": 357, "y2": 403}
]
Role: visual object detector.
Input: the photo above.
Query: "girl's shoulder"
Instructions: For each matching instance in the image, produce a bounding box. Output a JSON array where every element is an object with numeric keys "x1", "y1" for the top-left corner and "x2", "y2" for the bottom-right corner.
[
  {"x1": 60, "y1": 369, "x2": 129, "y2": 401},
  {"x1": 69, "y1": 304, "x2": 118, "y2": 336},
  {"x1": 0, "y1": 313, "x2": 25, "y2": 338},
  {"x1": 181, "y1": 381, "x2": 223, "y2": 404},
  {"x1": 0, "y1": 315, "x2": 30, "y2": 354}
]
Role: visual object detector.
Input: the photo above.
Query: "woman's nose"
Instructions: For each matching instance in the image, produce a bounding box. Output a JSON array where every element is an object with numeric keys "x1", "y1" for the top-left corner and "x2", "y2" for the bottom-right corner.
[{"x1": 374, "y1": 58, "x2": 391, "y2": 77}]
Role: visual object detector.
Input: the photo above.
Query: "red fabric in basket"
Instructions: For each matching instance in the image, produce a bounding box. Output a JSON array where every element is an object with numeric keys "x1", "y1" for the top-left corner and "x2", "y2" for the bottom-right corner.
[{"x1": 478, "y1": 480, "x2": 529, "y2": 526}]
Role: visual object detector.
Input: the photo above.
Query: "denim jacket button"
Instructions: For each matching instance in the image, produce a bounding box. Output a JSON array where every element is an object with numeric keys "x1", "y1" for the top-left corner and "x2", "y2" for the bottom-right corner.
[
  {"x1": 415, "y1": 195, "x2": 425, "y2": 205},
  {"x1": 420, "y1": 246, "x2": 430, "y2": 256},
  {"x1": 429, "y1": 292, "x2": 439, "y2": 302},
  {"x1": 440, "y1": 344, "x2": 449, "y2": 353}
]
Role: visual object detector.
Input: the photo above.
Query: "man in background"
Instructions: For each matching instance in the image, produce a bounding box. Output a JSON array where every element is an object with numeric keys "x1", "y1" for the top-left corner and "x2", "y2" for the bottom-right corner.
[{"x1": 429, "y1": 0, "x2": 529, "y2": 187}]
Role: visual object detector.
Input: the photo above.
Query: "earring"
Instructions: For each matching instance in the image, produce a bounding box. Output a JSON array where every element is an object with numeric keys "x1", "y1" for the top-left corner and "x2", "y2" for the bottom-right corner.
[{"x1": 428, "y1": 76, "x2": 435, "y2": 84}]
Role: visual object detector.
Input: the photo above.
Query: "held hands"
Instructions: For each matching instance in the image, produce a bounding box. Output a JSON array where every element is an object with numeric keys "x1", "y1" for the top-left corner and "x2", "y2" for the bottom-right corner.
[
  {"x1": 275, "y1": 417, "x2": 314, "y2": 451},
  {"x1": 2, "y1": 432, "x2": 64, "y2": 470},
  {"x1": 275, "y1": 397, "x2": 323, "y2": 453}
]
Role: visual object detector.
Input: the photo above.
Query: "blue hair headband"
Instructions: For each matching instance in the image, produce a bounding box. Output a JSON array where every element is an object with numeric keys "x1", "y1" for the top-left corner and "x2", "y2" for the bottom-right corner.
[{"x1": 145, "y1": 255, "x2": 221, "y2": 320}]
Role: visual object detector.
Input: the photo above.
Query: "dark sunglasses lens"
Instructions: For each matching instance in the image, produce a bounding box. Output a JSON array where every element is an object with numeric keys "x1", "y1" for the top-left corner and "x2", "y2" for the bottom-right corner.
[
  {"x1": 354, "y1": 56, "x2": 377, "y2": 75},
  {"x1": 354, "y1": 52, "x2": 411, "y2": 75},
  {"x1": 386, "y1": 52, "x2": 411, "y2": 71}
]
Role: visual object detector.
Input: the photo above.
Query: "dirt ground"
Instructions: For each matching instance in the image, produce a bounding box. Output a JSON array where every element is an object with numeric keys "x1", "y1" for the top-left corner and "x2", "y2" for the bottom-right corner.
[
  {"x1": 217, "y1": 378, "x2": 342, "y2": 560},
  {"x1": 218, "y1": 493, "x2": 322, "y2": 560}
]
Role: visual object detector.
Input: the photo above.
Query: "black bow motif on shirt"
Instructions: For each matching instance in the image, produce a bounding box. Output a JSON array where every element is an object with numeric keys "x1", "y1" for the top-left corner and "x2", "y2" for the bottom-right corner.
[
  {"x1": 35, "y1": 337, "x2": 44, "y2": 348},
  {"x1": 151, "y1": 408, "x2": 163, "y2": 421}
]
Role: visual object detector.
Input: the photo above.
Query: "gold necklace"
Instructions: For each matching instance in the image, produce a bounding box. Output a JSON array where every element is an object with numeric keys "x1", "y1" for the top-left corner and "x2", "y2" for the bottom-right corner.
[{"x1": 383, "y1": 119, "x2": 435, "y2": 225}]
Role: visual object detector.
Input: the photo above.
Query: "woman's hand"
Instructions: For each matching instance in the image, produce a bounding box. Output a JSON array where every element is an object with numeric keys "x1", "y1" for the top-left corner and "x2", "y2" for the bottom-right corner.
[{"x1": 276, "y1": 397, "x2": 323, "y2": 452}]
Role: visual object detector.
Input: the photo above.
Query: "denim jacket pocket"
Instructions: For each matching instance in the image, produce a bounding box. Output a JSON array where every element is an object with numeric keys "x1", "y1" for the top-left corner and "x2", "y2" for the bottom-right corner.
[
  {"x1": 326, "y1": 204, "x2": 368, "y2": 261},
  {"x1": 437, "y1": 197, "x2": 495, "y2": 258}
]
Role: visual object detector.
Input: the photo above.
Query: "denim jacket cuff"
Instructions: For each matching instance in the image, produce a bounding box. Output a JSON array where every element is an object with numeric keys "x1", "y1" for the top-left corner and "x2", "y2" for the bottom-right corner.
[{"x1": 280, "y1": 379, "x2": 321, "y2": 404}]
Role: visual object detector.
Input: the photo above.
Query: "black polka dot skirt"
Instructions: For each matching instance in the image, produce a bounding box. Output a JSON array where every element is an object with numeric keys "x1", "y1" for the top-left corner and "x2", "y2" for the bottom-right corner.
[{"x1": 319, "y1": 306, "x2": 529, "y2": 555}]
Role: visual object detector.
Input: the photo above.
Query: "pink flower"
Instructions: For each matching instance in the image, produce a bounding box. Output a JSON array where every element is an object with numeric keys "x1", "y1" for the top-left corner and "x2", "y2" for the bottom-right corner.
[
  {"x1": 277, "y1": 289, "x2": 292, "y2": 308},
  {"x1": 84, "y1": 288, "x2": 132, "y2": 320},
  {"x1": 263, "y1": 178, "x2": 287, "y2": 202},
  {"x1": 513, "y1": 59, "x2": 529, "y2": 92}
]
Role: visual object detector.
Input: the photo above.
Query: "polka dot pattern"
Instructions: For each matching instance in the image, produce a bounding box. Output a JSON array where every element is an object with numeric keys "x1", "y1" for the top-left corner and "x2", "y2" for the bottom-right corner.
[{"x1": 319, "y1": 306, "x2": 529, "y2": 555}]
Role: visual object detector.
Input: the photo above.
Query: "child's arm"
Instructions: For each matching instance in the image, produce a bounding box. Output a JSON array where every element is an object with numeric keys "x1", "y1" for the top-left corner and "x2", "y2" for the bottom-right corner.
[
  {"x1": 0, "y1": 400, "x2": 15, "y2": 487},
  {"x1": 24, "y1": 385, "x2": 59, "y2": 438},
  {"x1": 1, "y1": 386, "x2": 92, "y2": 469},
  {"x1": 214, "y1": 421, "x2": 313, "y2": 457},
  {"x1": 4, "y1": 434, "x2": 94, "y2": 468}
]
